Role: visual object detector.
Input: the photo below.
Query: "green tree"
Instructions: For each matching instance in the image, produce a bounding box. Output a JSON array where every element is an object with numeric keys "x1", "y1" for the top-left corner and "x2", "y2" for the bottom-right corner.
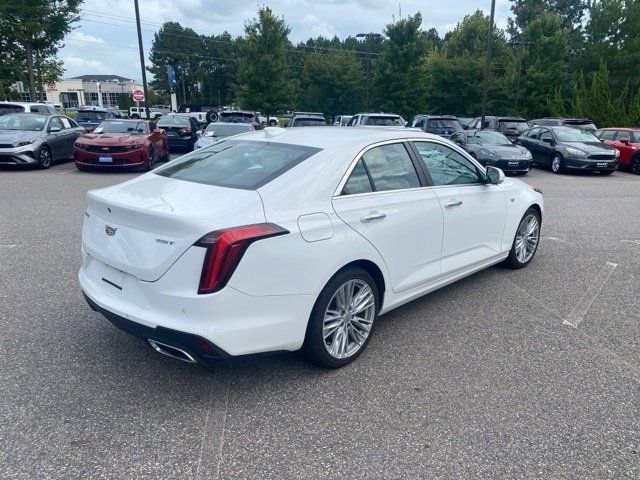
[
  {"x1": 0, "y1": 0, "x2": 82, "y2": 100},
  {"x1": 372, "y1": 13, "x2": 438, "y2": 117},
  {"x1": 235, "y1": 7, "x2": 295, "y2": 116}
]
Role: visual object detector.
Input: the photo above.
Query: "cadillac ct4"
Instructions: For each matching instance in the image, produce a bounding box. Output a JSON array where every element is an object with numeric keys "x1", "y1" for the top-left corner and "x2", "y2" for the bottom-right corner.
[{"x1": 79, "y1": 127, "x2": 543, "y2": 368}]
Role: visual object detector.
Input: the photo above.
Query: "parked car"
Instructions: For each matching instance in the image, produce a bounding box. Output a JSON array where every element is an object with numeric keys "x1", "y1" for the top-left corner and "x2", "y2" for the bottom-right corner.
[
  {"x1": 0, "y1": 101, "x2": 57, "y2": 116},
  {"x1": 472, "y1": 116, "x2": 529, "y2": 141},
  {"x1": 286, "y1": 115, "x2": 328, "y2": 127},
  {"x1": 156, "y1": 114, "x2": 200, "y2": 151},
  {"x1": 595, "y1": 127, "x2": 640, "y2": 174},
  {"x1": 517, "y1": 125, "x2": 619, "y2": 174},
  {"x1": 529, "y1": 117, "x2": 597, "y2": 133},
  {"x1": 346, "y1": 113, "x2": 406, "y2": 127},
  {"x1": 0, "y1": 113, "x2": 84, "y2": 168},
  {"x1": 194, "y1": 122, "x2": 255, "y2": 149},
  {"x1": 457, "y1": 116, "x2": 475, "y2": 130},
  {"x1": 333, "y1": 115, "x2": 352, "y2": 126},
  {"x1": 129, "y1": 106, "x2": 163, "y2": 120},
  {"x1": 217, "y1": 110, "x2": 262, "y2": 129},
  {"x1": 76, "y1": 107, "x2": 124, "y2": 133},
  {"x1": 408, "y1": 115, "x2": 463, "y2": 138},
  {"x1": 79, "y1": 127, "x2": 543, "y2": 368},
  {"x1": 177, "y1": 104, "x2": 219, "y2": 124},
  {"x1": 450, "y1": 129, "x2": 532, "y2": 174},
  {"x1": 74, "y1": 119, "x2": 168, "y2": 171}
]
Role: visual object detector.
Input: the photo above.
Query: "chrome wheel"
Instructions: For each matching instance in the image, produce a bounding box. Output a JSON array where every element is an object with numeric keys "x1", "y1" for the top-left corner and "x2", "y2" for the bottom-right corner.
[
  {"x1": 514, "y1": 214, "x2": 540, "y2": 264},
  {"x1": 39, "y1": 147, "x2": 51, "y2": 168},
  {"x1": 323, "y1": 279, "x2": 375, "y2": 359},
  {"x1": 551, "y1": 156, "x2": 561, "y2": 173}
]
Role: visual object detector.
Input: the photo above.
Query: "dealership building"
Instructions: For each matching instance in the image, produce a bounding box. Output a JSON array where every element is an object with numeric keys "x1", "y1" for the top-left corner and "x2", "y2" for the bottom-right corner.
[{"x1": 17, "y1": 74, "x2": 145, "y2": 108}]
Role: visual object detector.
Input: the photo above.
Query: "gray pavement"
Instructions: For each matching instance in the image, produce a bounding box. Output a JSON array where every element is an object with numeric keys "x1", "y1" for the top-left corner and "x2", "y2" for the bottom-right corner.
[{"x1": 0, "y1": 158, "x2": 639, "y2": 479}]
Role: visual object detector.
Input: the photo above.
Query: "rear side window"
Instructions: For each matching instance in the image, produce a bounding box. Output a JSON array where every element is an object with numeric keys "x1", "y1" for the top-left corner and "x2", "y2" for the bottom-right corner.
[
  {"x1": 155, "y1": 140, "x2": 321, "y2": 189},
  {"x1": 360, "y1": 143, "x2": 420, "y2": 192}
]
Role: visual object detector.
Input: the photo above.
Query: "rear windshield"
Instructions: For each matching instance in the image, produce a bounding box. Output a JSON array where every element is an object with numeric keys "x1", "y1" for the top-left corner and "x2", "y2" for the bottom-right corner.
[
  {"x1": 498, "y1": 120, "x2": 528, "y2": 132},
  {"x1": 155, "y1": 140, "x2": 321, "y2": 189},
  {"x1": 219, "y1": 112, "x2": 254, "y2": 123},
  {"x1": 292, "y1": 118, "x2": 327, "y2": 126},
  {"x1": 0, "y1": 104, "x2": 25, "y2": 116},
  {"x1": 158, "y1": 116, "x2": 190, "y2": 127},
  {"x1": 204, "y1": 124, "x2": 253, "y2": 137},
  {"x1": 428, "y1": 118, "x2": 462, "y2": 129},
  {"x1": 364, "y1": 116, "x2": 404, "y2": 126},
  {"x1": 76, "y1": 111, "x2": 106, "y2": 122}
]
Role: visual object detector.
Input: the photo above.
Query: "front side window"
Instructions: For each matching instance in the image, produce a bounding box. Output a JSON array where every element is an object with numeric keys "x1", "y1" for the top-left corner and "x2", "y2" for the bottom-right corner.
[
  {"x1": 48, "y1": 117, "x2": 64, "y2": 130},
  {"x1": 60, "y1": 117, "x2": 72, "y2": 129},
  {"x1": 155, "y1": 140, "x2": 321, "y2": 189},
  {"x1": 540, "y1": 130, "x2": 553, "y2": 142},
  {"x1": 359, "y1": 143, "x2": 420, "y2": 191},
  {"x1": 412, "y1": 141, "x2": 480, "y2": 186}
]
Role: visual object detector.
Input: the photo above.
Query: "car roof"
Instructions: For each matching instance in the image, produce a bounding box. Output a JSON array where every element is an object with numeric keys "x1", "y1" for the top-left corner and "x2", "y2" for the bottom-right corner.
[
  {"x1": 208, "y1": 122, "x2": 254, "y2": 127},
  {"x1": 1, "y1": 111, "x2": 53, "y2": 117},
  {"x1": 102, "y1": 118, "x2": 148, "y2": 123},
  {"x1": 0, "y1": 101, "x2": 49, "y2": 107},
  {"x1": 415, "y1": 114, "x2": 458, "y2": 119},
  {"x1": 599, "y1": 127, "x2": 640, "y2": 131},
  {"x1": 356, "y1": 112, "x2": 401, "y2": 117},
  {"x1": 77, "y1": 106, "x2": 108, "y2": 112}
]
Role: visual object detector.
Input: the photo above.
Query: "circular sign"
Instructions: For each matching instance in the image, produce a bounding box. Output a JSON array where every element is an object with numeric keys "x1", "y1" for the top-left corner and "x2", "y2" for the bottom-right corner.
[{"x1": 132, "y1": 89, "x2": 144, "y2": 101}]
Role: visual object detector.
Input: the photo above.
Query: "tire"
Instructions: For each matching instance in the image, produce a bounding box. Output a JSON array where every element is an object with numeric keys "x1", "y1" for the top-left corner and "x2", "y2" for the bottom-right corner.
[
  {"x1": 131, "y1": 114, "x2": 140, "y2": 119},
  {"x1": 302, "y1": 267, "x2": 379, "y2": 368},
  {"x1": 504, "y1": 208, "x2": 541, "y2": 269},
  {"x1": 37, "y1": 145, "x2": 52, "y2": 169},
  {"x1": 632, "y1": 154, "x2": 640, "y2": 175},
  {"x1": 550, "y1": 154, "x2": 563, "y2": 174},
  {"x1": 206, "y1": 110, "x2": 218, "y2": 123},
  {"x1": 268, "y1": 119, "x2": 278, "y2": 127},
  {"x1": 144, "y1": 146, "x2": 155, "y2": 171}
]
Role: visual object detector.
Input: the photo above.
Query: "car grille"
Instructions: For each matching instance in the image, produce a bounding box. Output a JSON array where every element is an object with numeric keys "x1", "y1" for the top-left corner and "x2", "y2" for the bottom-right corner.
[
  {"x1": 589, "y1": 154, "x2": 615, "y2": 160},
  {"x1": 80, "y1": 145, "x2": 136, "y2": 154}
]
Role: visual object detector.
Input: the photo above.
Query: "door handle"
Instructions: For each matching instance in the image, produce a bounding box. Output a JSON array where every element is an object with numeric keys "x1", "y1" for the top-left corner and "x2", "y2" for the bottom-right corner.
[
  {"x1": 444, "y1": 200, "x2": 463, "y2": 208},
  {"x1": 360, "y1": 212, "x2": 386, "y2": 223}
]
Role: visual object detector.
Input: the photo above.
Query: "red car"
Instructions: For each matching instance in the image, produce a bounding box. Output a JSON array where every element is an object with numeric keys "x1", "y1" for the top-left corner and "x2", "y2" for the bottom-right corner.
[
  {"x1": 74, "y1": 119, "x2": 169, "y2": 171},
  {"x1": 595, "y1": 127, "x2": 640, "y2": 174}
]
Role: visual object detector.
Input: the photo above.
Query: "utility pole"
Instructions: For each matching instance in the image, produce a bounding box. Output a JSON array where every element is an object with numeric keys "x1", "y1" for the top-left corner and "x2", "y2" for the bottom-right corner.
[
  {"x1": 356, "y1": 32, "x2": 382, "y2": 111},
  {"x1": 511, "y1": 40, "x2": 532, "y2": 114},
  {"x1": 133, "y1": 0, "x2": 151, "y2": 120},
  {"x1": 480, "y1": 0, "x2": 496, "y2": 129}
]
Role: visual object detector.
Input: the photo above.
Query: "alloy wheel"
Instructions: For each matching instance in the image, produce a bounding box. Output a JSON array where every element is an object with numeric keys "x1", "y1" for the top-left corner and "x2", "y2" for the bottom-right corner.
[
  {"x1": 39, "y1": 147, "x2": 51, "y2": 168},
  {"x1": 322, "y1": 279, "x2": 375, "y2": 359},
  {"x1": 514, "y1": 214, "x2": 540, "y2": 264},
  {"x1": 551, "y1": 156, "x2": 561, "y2": 173},
  {"x1": 633, "y1": 156, "x2": 640, "y2": 175}
]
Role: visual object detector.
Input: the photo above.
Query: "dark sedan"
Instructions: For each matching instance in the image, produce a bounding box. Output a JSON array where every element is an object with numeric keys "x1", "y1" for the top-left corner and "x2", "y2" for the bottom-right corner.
[
  {"x1": 518, "y1": 126, "x2": 619, "y2": 174},
  {"x1": 450, "y1": 130, "x2": 532, "y2": 174},
  {"x1": 156, "y1": 114, "x2": 200, "y2": 151}
]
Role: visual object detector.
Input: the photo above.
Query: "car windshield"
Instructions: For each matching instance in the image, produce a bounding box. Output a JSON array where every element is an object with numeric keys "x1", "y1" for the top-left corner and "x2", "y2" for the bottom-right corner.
[
  {"x1": 204, "y1": 124, "x2": 253, "y2": 137},
  {"x1": 155, "y1": 140, "x2": 321, "y2": 189},
  {"x1": 364, "y1": 116, "x2": 404, "y2": 126},
  {"x1": 292, "y1": 118, "x2": 327, "y2": 126},
  {"x1": 76, "y1": 111, "x2": 106, "y2": 122},
  {"x1": 0, "y1": 114, "x2": 47, "y2": 131},
  {"x1": 94, "y1": 121, "x2": 147, "y2": 134},
  {"x1": 554, "y1": 126, "x2": 600, "y2": 142},
  {"x1": 468, "y1": 130, "x2": 511, "y2": 145},
  {"x1": 429, "y1": 119, "x2": 462, "y2": 129},
  {"x1": 0, "y1": 104, "x2": 24, "y2": 116},
  {"x1": 219, "y1": 112, "x2": 254, "y2": 123},
  {"x1": 498, "y1": 120, "x2": 528, "y2": 132},
  {"x1": 158, "y1": 116, "x2": 190, "y2": 127}
]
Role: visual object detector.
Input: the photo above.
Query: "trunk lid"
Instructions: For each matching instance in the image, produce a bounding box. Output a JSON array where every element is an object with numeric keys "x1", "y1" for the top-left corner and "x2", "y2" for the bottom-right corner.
[{"x1": 82, "y1": 174, "x2": 266, "y2": 281}]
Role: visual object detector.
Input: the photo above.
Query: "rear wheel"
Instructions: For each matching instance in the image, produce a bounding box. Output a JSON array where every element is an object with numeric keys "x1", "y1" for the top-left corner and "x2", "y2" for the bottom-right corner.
[
  {"x1": 206, "y1": 110, "x2": 218, "y2": 123},
  {"x1": 131, "y1": 114, "x2": 140, "y2": 119},
  {"x1": 37, "y1": 145, "x2": 52, "y2": 169},
  {"x1": 632, "y1": 154, "x2": 640, "y2": 175},
  {"x1": 504, "y1": 208, "x2": 541, "y2": 269},
  {"x1": 302, "y1": 267, "x2": 379, "y2": 368},
  {"x1": 551, "y1": 154, "x2": 563, "y2": 174}
]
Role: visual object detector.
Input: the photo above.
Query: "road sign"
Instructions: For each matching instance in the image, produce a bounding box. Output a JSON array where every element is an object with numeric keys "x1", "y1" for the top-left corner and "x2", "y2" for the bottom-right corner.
[
  {"x1": 167, "y1": 65, "x2": 177, "y2": 93},
  {"x1": 132, "y1": 89, "x2": 144, "y2": 101}
]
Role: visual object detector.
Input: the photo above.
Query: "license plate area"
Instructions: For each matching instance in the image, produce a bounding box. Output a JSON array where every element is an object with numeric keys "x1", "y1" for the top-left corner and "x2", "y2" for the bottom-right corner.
[
  {"x1": 508, "y1": 161, "x2": 520, "y2": 166},
  {"x1": 597, "y1": 162, "x2": 608, "y2": 167},
  {"x1": 101, "y1": 264, "x2": 124, "y2": 291},
  {"x1": 99, "y1": 156, "x2": 113, "y2": 163}
]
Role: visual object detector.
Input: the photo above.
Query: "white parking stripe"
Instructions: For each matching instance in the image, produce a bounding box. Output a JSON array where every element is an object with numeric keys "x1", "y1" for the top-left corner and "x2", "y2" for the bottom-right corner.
[
  {"x1": 545, "y1": 236, "x2": 579, "y2": 247},
  {"x1": 563, "y1": 262, "x2": 617, "y2": 328}
]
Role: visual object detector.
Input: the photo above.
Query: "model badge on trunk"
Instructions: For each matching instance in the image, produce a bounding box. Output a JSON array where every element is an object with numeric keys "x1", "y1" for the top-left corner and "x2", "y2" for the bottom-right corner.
[{"x1": 105, "y1": 225, "x2": 117, "y2": 236}]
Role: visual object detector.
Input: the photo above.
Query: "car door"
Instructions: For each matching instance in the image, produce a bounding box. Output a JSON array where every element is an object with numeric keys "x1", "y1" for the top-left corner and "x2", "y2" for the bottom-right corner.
[
  {"x1": 332, "y1": 141, "x2": 443, "y2": 292},
  {"x1": 46, "y1": 116, "x2": 67, "y2": 160},
  {"x1": 410, "y1": 140, "x2": 507, "y2": 274},
  {"x1": 58, "y1": 116, "x2": 80, "y2": 157},
  {"x1": 610, "y1": 130, "x2": 634, "y2": 167},
  {"x1": 538, "y1": 128, "x2": 556, "y2": 166},
  {"x1": 519, "y1": 128, "x2": 541, "y2": 164}
]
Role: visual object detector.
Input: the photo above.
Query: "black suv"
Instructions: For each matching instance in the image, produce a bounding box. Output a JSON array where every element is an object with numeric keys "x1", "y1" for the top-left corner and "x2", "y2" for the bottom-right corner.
[
  {"x1": 529, "y1": 117, "x2": 597, "y2": 133},
  {"x1": 408, "y1": 115, "x2": 463, "y2": 138},
  {"x1": 472, "y1": 116, "x2": 529, "y2": 141}
]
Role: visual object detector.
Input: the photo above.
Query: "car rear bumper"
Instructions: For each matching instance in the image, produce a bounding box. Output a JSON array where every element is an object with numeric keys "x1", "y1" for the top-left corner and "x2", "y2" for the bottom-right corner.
[
  {"x1": 74, "y1": 148, "x2": 148, "y2": 168},
  {"x1": 166, "y1": 136, "x2": 193, "y2": 148},
  {"x1": 0, "y1": 148, "x2": 39, "y2": 165}
]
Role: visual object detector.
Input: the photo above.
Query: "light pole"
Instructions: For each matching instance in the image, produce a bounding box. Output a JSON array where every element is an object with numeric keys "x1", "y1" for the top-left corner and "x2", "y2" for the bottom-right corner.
[
  {"x1": 480, "y1": 0, "x2": 496, "y2": 129},
  {"x1": 510, "y1": 40, "x2": 532, "y2": 114},
  {"x1": 133, "y1": 0, "x2": 151, "y2": 120},
  {"x1": 356, "y1": 32, "x2": 382, "y2": 111}
]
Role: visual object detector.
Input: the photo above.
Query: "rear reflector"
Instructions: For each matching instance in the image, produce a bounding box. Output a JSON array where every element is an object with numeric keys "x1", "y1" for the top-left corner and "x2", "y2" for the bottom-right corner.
[{"x1": 195, "y1": 223, "x2": 288, "y2": 294}]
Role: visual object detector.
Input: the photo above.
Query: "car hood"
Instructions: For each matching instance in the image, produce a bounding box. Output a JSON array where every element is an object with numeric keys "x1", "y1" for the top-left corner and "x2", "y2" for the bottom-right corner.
[
  {"x1": 480, "y1": 144, "x2": 528, "y2": 156},
  {"x1": 0, "y1": 130, "x2": 43, "y2": 144},
  {"x1": 563, "y1": 141, "x2": 615, "y2": 153},
  {"x1": 80, "y1": 133, "x2": 147, "y2": 145}
]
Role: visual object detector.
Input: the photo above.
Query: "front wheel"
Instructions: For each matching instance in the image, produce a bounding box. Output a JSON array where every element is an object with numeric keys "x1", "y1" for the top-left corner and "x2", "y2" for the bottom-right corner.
[
  {"x1": 37, "y1": 145, "x2": 52, "y2": 169},
  {"x1": 302, "y1": 267, "x2": 379, "y2": 368},
  {"x1": 504, "y1": 208, "x2": 541, "y2": 269},
  {"x1": 144, "y1": 146, "x2": 155, "y2": 171},
  {"x1": 631, "y1": 155, "x2": 640, "y2": 175},
  {"x1": 551, "y1": 154, "x2": 563, "y2": 174}
]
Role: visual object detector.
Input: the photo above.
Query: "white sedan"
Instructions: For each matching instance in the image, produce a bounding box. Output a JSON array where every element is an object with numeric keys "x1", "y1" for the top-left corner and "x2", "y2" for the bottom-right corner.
[{"x1": 79, "y1": 127, "x2": 543, "y2": 368}]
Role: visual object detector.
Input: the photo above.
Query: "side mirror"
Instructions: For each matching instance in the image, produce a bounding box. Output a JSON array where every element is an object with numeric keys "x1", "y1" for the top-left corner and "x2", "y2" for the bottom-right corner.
[
  {"x1": 48, "y1": 126, "x2": 61, "y2": 133},
  {"x1": 542, "y1": 137, "x2": 553, "y2": 144},
  {"x1": 620, "y1": 137, "x2": 630, "y2": 145},
  {"x1": 485, "y1": 166, "x2": 505, "y2": 185}
]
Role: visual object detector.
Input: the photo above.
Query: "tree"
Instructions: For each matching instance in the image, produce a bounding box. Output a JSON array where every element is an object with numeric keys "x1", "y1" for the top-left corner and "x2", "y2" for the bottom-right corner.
[
  {"x1": 0, "y1": 0, "x2": 82, "y2": 100},
  {"x1": 372, "y1": 13, "x2": 438, "y2": 118},
  {"x1": 235, "y1": 7, "x2": 295, "y2": 116}
]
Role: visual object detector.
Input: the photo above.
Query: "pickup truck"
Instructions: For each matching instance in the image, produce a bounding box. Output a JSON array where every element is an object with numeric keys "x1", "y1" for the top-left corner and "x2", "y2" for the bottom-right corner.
[{"x1": 177, "y1": 104, "x2": 219, "y2": 124}]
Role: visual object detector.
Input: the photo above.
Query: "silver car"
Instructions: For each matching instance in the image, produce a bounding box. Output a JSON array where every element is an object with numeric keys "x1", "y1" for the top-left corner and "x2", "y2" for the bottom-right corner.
[
  {"x1": 0, "y1": 113, "x2": 84, "y2": 168},
  {"x1": 194, "y1": 122, "x2": 255, "y2": 149}
]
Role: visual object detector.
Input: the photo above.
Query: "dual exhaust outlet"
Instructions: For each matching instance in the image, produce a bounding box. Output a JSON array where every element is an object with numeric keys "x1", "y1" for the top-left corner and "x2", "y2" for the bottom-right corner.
[{"x1": 147, "y1": 339, "x2": 197, "y2": 364}]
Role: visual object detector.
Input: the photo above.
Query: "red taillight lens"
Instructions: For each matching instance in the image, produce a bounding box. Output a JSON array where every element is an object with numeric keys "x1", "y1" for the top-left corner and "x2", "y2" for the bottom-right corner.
[
  {"x1": 195, "y1": 223, "x2": 288, "y2": 294},
  {"x1": 423, "y1": 129, "x2": 434, "y2": 134},
  {"x1": 180, "y1": 127, "x2": 191, "y2": 134}
]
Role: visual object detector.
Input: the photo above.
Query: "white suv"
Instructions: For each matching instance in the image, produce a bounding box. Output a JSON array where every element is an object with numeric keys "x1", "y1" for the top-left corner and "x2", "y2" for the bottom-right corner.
[
  {"x1": 129, "y1": 106, "x2": 162, "y2": 119},
  {"x1": 0, "y1": 102, "x2": 57, "y2": 116}
]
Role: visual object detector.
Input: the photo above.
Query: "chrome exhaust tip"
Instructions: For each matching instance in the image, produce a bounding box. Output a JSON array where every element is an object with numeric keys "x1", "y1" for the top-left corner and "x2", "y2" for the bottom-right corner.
[{"x1": 147, "y1": 339, "x2": 197, "y2": 364}]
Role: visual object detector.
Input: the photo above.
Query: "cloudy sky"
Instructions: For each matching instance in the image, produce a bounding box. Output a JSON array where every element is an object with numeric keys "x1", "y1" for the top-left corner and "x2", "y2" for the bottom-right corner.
[{"x1": 61, "y1": 0, "x2": 511, "y2": 82}]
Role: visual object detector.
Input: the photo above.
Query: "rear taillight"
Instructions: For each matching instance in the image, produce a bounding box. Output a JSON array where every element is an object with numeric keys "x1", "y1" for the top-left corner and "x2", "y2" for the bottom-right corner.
[
  {"x1": 423, "y1": 129, "x2": 434, "y2": 134},
  {"x1": 195, "y1": 223, "x2": 288, "y2": 294},
  {"x1": 180, "y1": 127, "x2": 191, "y2": 135}
]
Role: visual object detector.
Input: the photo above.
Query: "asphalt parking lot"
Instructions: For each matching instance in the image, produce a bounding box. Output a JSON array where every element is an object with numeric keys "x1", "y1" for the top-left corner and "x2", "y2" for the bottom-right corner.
[{"x1": 1, "y1": 157, "x2": 639, "y2": 479}]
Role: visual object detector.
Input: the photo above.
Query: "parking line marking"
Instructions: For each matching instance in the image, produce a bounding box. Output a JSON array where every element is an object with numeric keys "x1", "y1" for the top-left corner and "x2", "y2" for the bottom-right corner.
[
  {"x1": 58, "y1": 169, "x2": 77, "y2": 175},
  {"x1": 563, "y1": 262, "x2": 617, "y2": 328},
  {"x1": 546, "y1": 236, "x2": 578, "y2": 247},
  {"x1": 0, "y1": 244, "x2": 17, "y2": 249}
]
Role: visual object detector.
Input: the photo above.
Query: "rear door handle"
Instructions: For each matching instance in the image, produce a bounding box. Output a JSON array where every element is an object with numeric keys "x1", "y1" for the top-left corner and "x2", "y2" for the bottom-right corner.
[
  {"x1": 360, "y1": 212, "x2": 386, "y2": 223},
  {"x1": 444, "y1": 200, "x2": 463, "y2": 208}
]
